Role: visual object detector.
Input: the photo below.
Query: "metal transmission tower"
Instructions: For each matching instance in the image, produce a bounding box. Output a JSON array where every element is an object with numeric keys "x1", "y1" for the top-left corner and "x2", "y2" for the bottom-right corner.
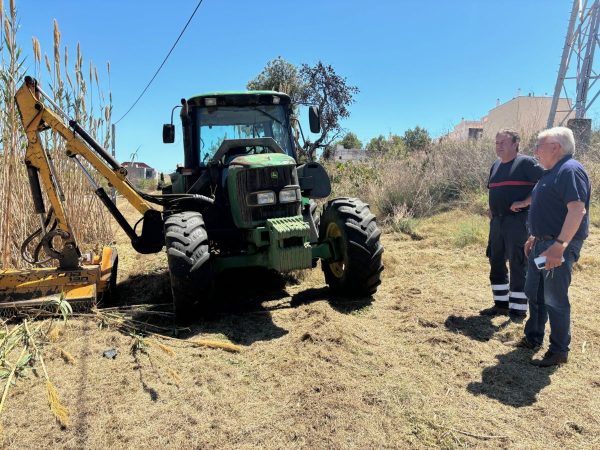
[{"x1": 548, "y1": 0, "x2": 600, "y2": 146}]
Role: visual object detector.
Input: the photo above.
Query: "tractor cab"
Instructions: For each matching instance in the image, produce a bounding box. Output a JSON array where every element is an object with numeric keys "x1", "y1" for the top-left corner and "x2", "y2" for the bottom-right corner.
[{"x1": 164, "y1": 91, "x2": 296, "y2": 190}]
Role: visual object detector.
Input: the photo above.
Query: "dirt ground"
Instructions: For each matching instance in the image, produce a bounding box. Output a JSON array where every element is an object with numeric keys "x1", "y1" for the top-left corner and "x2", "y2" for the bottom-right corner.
[{"x1": 2, "y1": 202, "x2": 599, "y2": 449}]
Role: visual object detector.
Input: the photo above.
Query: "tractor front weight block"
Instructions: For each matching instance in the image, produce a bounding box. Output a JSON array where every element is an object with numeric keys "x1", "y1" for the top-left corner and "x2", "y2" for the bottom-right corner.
[{"x1": 213, "y1": 216, "x2": 314, "y2": 272}]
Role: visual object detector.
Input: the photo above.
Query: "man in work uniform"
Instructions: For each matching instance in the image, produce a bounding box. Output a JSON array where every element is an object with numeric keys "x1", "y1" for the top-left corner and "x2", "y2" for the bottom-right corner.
[
  {"x1": 482, "y1": 129, "x2": 543, "y2": 321},
  {"x1": 517, "y1": 127, "x2": 590, "y2": 367}
]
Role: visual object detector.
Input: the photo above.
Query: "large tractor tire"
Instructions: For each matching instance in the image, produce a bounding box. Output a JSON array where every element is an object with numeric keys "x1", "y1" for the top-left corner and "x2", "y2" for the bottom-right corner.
[
  {"x1": 319, "y1": 198, "x2": 384, "y2": 297},
  {"x1": 165, "y1": 211, "x2": 212, "y2": 322}
]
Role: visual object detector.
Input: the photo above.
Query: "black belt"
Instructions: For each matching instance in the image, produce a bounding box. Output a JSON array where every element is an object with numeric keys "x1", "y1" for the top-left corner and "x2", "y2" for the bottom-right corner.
[
  {"x1": 492, "y1": 210, "x2": 527, "y2": 217},
  {"x1": 534, "y1": 235, "x2": 555, "y2": 241}
]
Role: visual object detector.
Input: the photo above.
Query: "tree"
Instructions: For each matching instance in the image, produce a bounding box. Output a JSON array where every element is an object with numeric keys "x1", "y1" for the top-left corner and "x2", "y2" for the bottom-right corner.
[
  {"x1": 337, "y1": 132, "x2": 362, "y2": 149},
  {"x1": 299, "y1": 62, "x2": 359, "y2": 161},
  {"x1": 246, "y1": 56, "x2": 305, "y2": 103},
  {"x1": 366, "y1": 134, "x2": 406, "y2": 157},
  {"x1": 321, "y1": 144, "x2": 334, "y2": 161},
  {"x1": 248, "y1": 59, "x2": 359, "y2": 161},
  {"x1": 402, "y1": 126, "x2": 431, "y2": 152}
]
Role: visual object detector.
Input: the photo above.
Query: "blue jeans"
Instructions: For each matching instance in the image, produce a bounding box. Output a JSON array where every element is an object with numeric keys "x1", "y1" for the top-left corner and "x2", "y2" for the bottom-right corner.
[{"x1": 523, "y1": 239, "x2": 583, "y2": 354}]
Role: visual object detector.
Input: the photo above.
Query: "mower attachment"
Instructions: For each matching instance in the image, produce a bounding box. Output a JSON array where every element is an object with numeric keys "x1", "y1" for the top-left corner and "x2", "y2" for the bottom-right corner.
[{"x1": 0, "y1": 246, "x2": 117, "y2": 310}]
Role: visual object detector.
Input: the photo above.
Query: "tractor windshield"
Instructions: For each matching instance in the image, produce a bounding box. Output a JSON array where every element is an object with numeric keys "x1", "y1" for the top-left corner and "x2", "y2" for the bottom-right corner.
[{"x1": 197, "y1": 105, "x2": 294, "y2": 162}]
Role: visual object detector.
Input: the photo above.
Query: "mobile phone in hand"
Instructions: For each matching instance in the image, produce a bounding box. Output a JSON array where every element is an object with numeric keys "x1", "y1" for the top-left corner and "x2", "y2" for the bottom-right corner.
[{"x1": 534, "y1": 256, "x2": 565, "y2": 269}]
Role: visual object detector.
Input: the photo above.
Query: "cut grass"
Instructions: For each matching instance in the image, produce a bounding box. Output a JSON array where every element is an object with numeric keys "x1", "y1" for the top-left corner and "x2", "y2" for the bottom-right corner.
[{"x1": 1, "y1": 206, "x2": 598, "y2": 449}]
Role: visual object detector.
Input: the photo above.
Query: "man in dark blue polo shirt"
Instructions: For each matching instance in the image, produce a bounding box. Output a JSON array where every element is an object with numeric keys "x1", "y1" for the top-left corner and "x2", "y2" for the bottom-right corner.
[
  {"x1": 483, "y1": 129, "x2": 543, "y2": 321},
  {"x1": 517, "y1": 126, "x2": 591, "y2": 367}
]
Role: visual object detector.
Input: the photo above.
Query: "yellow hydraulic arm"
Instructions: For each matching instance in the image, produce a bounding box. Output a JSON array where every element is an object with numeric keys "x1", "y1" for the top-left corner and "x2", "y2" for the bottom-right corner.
[
  {"x1": 16, "y1": 76, "x2": 166, "y2": 269},
  {"x1": 1, "y1": 77, "x2": 170, "y2": 307}
]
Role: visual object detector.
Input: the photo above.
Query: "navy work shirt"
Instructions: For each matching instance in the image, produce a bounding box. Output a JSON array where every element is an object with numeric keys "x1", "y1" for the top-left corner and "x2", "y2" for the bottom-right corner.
[
  {"x1": 528, "y1": 155, "x2": 591, "y2": 241},
  {"x1": 488, "y1": 155, "x2": 544, "y2": 216}
]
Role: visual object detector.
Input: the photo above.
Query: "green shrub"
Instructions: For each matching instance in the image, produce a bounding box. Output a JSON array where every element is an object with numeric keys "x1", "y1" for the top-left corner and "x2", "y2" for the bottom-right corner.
[
  {"x1": 387, "y1": 205, "x2": 423, "y2": 240},
  {"x1": 327, "y1": 139, "x2": 496, "y2": 221},
  {"x1": 135, "y1": 178, "x2": 157, "y2": 192},
  {"x1": 454, "y1": 217, "x2": 488, "y2": 248}
]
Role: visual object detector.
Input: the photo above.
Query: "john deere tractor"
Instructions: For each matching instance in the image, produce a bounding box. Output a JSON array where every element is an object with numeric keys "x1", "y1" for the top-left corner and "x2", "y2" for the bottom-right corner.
[
  {"x1": 0, "y1": 77, "x2": 382, "y2": 321},
  {"x1": 161, "y1": 91, "x2": 384, "y2": 318}
]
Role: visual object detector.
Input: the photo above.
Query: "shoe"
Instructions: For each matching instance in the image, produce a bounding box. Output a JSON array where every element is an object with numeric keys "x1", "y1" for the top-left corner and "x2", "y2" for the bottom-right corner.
[
  {"x1": 508, "y1": 336, "x2": 541, "y2": 351},
  {"x1": 509, "y1": 313, "x2": 526, "y2": 324},
  {"x1": 531, "y1": 350, "x2": 568, "y2": 367},
  {"x1": 480, "y1": 306, "x2": 509, "y2": 316}
]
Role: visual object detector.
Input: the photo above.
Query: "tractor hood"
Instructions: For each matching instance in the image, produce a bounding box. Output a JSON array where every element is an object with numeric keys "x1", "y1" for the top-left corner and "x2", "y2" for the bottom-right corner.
[{"x1": 228, "y1": 153, "x2": 296, "y2": 169}]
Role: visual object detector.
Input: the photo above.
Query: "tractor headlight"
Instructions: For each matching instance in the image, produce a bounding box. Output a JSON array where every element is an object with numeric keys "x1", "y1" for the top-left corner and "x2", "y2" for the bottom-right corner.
[
  {"x1": 279, "y1": 188, "x2": 300, "y2": 203},
  {"x1": 256, "y1": 191, "x2": 276, "y2": 205}
]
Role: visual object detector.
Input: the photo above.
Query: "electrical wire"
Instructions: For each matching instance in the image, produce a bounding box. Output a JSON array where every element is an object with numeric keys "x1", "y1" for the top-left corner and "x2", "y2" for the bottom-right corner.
[{"x1": 114, "y1": 0, "x2": 205, "y2": 124}]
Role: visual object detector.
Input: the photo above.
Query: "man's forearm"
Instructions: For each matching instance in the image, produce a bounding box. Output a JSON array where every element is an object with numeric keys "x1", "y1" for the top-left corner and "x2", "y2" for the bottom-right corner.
[
  {"x1": 520, "y1": 195, "x2": 532, "y2": 207},
  {"x1": 557, "y1": 201, "x2": 586, "y2": 243}
]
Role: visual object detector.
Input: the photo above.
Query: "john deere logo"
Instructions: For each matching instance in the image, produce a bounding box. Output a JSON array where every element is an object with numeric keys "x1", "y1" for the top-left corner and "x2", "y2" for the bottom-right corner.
[{"x1": 271, "y1": 171, "x2": 279, "y2": 179}]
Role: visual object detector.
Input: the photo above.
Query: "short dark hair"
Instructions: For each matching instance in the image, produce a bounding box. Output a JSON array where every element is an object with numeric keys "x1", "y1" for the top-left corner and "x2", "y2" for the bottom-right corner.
[{"x1": 497, "y1": 128, "x2": 521, "y2": 144}]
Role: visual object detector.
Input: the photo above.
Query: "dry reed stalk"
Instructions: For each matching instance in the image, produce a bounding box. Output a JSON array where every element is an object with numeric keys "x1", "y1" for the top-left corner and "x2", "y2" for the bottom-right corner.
[
  {"x1": 155, "y1": 341, "x2": 175, "y2": 356},
  {"x1": 47, "y1": 326, "x2": 62, "y2": 342},
  {"x1": 23, "y1": 320, "x2": 70, "y2": 427},
  {"x1": 167, "y1": 368, "x2": 181, "y2": 385},
  {"x1": 141, "y1": 338, "x2": 176, "y2": 356},
  {"x1": 45, "y1": 381, "x2": 69, "y2": 427},
  {"x1": 0, "y1": 1, "x2": 18, "y2": 268},
  {"x1": 58, "y1": 348, "x2": 75, "y2": 364},
  {"x1": 191, "y1": 339, "x2": 242, "y2": 353},
  {"x1": 0, "y1": 346, "x2": 26, "y2": 420}
]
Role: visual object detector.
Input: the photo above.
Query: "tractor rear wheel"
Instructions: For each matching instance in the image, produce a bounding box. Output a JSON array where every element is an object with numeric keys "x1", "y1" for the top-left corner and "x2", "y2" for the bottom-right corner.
[
  {"x1": 319, "y1": 198, "x2": 384, "y2": 297},
  {"x1": 165, "y1": 211, "x2": 212, "y2": 322}
]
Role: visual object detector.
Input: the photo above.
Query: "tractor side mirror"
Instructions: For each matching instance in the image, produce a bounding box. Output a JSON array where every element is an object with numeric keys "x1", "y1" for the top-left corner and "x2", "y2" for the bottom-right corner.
[
  {"x1": 163, "y1": 124, "x2": 175, "y2": 143},
  {"x1": 309, "y1": 106, "x2": 321, "y2": 133},
  {"x1": 297, "y1": 162, "x2": 331, "y2": 198}
]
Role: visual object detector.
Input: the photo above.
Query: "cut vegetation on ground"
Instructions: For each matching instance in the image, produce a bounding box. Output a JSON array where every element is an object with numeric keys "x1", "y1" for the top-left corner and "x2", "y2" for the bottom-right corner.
[{"x1": 1, "y1": 200, "x2": 599, "y2": 449}]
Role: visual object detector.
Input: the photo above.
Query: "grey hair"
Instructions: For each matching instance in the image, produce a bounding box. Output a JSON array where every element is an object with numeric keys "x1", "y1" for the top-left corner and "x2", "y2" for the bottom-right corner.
[{"x1": 538, "y1": 126, "x2": 575, "y2": 155}]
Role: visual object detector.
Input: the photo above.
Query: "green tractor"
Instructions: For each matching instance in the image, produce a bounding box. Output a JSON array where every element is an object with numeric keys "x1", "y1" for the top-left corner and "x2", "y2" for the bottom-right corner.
[{"x1": 162, "y1": 90, "x2": 383, "y2": 320}]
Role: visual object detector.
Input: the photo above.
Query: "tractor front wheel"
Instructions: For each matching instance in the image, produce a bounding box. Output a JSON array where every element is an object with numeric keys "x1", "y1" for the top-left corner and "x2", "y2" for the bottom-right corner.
[
  {"x1": 319, "y1": 198, "x2": 384, "y2": 297},
  {"x1": 165, "y1": 211, "x2": 212, "y2": 322}
]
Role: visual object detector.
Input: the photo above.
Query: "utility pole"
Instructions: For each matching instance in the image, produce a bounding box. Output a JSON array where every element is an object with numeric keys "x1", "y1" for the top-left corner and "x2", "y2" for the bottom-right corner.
[
  {"x1": 111, "y1": 124, "x2": 116, "y2": 203},
  {"x1": 548, "y1": 0, "x2": 600, "y2": 150}
]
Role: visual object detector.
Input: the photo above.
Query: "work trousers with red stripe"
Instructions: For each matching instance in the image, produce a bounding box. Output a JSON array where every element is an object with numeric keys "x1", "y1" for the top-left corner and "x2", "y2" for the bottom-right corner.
[{"x1": 487, "y1": 213, "x2": 529, "y2": 315}]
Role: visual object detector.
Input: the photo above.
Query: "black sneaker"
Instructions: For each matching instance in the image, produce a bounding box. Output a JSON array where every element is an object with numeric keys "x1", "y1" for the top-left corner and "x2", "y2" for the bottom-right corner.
[{"x1": 480, "y1": 306, "x2": 509, "y2": 316}]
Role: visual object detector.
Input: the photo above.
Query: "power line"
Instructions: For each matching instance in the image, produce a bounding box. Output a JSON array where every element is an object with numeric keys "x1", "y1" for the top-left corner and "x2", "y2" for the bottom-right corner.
[{"x1": 114, "y1": 0, "x2": 204, "y2": 124}]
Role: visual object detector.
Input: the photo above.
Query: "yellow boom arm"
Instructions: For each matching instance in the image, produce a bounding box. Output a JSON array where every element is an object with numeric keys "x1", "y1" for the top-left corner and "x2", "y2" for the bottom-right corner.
[{"x1": 15, "y1": 76, "x2": 164, "y2": 269}]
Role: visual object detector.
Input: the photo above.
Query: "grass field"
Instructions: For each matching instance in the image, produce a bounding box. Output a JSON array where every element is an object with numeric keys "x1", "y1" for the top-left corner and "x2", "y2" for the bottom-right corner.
[{"x1": 1, "y1": 201, "x2": 599, "y2": 449}]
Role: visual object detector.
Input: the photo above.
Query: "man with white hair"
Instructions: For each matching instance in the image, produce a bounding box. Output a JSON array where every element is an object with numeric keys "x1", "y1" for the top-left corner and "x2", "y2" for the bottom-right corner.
[{"x1": 517, "y1": 126, "x2": 591, "y2": 367}]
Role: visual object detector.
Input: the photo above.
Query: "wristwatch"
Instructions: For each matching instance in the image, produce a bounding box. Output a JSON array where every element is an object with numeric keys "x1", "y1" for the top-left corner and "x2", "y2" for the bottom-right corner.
[{"x1": 555, "y1": 238, "x2": 569, "y2": 248}]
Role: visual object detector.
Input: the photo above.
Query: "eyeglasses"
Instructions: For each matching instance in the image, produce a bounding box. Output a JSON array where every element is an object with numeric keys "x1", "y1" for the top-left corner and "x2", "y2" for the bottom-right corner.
[{"x1": 534, "y1": 141, "x2": 557, "y2": 151}]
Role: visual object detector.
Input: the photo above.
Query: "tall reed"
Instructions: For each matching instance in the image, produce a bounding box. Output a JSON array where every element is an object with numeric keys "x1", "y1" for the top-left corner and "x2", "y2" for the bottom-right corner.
[{"x1": 0, "y1": 2, "x2": 113, "y2": 269}]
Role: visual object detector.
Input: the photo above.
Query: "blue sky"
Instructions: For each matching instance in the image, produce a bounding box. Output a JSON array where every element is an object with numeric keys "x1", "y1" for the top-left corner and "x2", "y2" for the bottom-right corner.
[{"x1": 17, "y1": 0, "x2": 573, "y2": 172}]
